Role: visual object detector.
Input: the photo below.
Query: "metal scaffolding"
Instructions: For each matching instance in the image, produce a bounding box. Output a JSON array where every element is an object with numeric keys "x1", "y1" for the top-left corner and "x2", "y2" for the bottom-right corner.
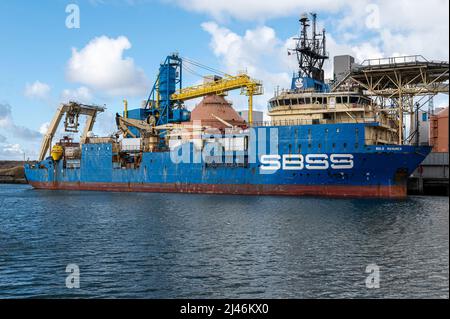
[{"x1": 333, "y1": 55, "x2": 449, "y2": 144}]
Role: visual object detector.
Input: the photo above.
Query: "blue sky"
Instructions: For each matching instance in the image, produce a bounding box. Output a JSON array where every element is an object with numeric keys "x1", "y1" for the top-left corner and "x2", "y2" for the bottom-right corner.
[{"x1": 0, "y1": 0, "x2": 448, "y2": 159}]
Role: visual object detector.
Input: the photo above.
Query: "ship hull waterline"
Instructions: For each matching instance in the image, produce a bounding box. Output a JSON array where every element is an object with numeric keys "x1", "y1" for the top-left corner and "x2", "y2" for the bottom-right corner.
[{"x1": 28, "y1": 181, "x2": 407, "y2": 199}]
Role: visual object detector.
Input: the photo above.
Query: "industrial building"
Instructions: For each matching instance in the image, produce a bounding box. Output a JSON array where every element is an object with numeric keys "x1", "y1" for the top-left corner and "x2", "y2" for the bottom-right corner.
[
  {"x1": 237, "y1": 110, "x2": 264, "y2": 124},
  {"x1": 409, "y1": 107, "x2": 449, "y2": 195},
  {"x1": 430, "y1": 107, "x2": 449, "y2": 153},
  {"x1": 333, "y1": 55, "x2": 355, "y2": 83}
]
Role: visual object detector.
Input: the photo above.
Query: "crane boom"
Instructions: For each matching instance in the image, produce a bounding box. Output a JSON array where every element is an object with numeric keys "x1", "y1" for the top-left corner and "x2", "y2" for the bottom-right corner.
[
  {"x1": 171, "y1": 74, "x2": 261, "y2": 100},
  {"x1": 115, "y1": 114, "x2": 155, "y2": 138},
  {"x1": 38, "y1": 102, "x2": 105, "y2": 161},
  {"x1": 171, "y1": 73, "x2": 263, "y2": 124}
]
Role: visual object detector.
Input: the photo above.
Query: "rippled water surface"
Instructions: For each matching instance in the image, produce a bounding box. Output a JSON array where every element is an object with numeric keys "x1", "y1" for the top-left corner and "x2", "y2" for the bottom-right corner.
[{"x1": 0, "y1": 184, "x2": 448, "y2": 298}]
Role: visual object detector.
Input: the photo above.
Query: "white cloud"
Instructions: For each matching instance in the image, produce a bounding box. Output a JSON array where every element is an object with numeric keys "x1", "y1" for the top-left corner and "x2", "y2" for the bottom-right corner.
[
  {"x1": 170, "y1": 0, "x2": 343, "y2": 21},
  {"x1": 351, "y1": 42, "x2": 384, "y2": 63},
  {"x1": 174, "y1": 0, "x2": 449, "y2": 61},
  {"x1": 365, "y1": 0, "x2": 448, "y2": 34},
  {"x1": 0, "y1": 133, "x2": 28, "y2": 160},
  {"x1": 61, "y1": 86, "x2": 93, "y2": 103},
  {"x1": 0, "y1": 143, "x2": 24, "y2": 160},
  {"x1": 39, "y1": 122, "x2": 50, "y2": 135},
  {"x1": 200, "y1": 21, "x2": 392, "y2": 113},
  {"x1": 197, "y1": 0, "x2": 449, "y2": 113},
  {"x1": 0, "y1": 103, "x2": 41, "y2": 140},
  {"x1": 201, "y1": 22, "x2": 291, "y2": 112},
  {"x1": 93, "y1": 111, "x2": 117, "y2": 136},
  {"x1": 337, "y1": 0, "x2": 449, "y2": 60},
  {"x1": 202, "y1": 22, "x2": 281, "y2": 74},
  {"x1": 24, "y1": 81, "x2": 51, "y2": 100},
  {"x1": 66, "y1": 36, "x2": 149, "y2": 96}
]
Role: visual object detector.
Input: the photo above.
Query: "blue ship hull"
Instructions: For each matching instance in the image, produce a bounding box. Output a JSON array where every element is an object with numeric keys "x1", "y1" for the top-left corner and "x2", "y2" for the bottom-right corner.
[{"x1": 25, "y1": 123, "x2": 431, "y2": 198}]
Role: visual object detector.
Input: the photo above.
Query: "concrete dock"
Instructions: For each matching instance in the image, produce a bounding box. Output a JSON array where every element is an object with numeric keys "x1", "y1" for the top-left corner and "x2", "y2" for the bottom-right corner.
[{"x1": 408, "y1": 152, "x2": 449, "y2": 196}]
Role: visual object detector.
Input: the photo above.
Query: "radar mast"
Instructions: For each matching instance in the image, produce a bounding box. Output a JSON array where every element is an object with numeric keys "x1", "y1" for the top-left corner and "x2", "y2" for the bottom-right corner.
[{"x1": 288, "y1": 13, "x2": 329, "y2": 91}]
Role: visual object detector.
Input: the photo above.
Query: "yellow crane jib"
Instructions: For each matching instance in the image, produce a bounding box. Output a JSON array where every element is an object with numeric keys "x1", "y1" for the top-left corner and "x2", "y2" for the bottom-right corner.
[{"x1": 170, "y1": 73, "x2": 263, "y2": 125}]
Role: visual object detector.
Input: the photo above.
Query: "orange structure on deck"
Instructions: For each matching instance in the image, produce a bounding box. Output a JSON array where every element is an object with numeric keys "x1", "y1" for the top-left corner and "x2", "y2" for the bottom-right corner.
[
  {"x1": 189, "y1": 95, "x2": 246, "y2": 129},
  {"x1": 430, "y1": 108, "x2": 449, "y2": 152}
]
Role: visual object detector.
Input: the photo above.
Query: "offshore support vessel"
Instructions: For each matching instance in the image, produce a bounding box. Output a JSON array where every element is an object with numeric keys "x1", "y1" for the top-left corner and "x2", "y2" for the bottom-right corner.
[{"x1": 25, "y1": 14, "x2": 436, "y2": 198}]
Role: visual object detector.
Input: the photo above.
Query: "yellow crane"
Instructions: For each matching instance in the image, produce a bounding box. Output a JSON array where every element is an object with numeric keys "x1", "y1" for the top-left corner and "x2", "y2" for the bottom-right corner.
[{"x1": 170, "y1": 73, "x2": 263, "y2": 125}]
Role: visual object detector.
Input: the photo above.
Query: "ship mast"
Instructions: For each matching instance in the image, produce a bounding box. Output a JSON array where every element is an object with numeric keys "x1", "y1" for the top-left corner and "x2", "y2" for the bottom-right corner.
[{"x1": 289, "y1": 13, "x2": 329, "y2": 85}]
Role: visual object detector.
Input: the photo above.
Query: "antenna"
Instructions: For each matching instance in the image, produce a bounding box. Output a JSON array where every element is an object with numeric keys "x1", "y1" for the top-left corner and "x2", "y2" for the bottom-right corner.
[
  {"x1": 429, "y1": 96, "x2": 434, "y2": 115},
  {"x1": 311, "y1": 12, "x2": 317, "y2": 50}
]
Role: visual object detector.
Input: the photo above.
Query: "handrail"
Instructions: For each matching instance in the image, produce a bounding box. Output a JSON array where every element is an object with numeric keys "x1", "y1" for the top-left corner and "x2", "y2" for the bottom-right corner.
[{"x1": 360, "y1": 55, "x2": 430, "y2": 67}]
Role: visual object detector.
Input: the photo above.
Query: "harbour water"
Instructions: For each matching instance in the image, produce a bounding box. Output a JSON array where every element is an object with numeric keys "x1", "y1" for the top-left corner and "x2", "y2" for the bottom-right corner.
[{"x1": 0, "y1": 184, "x2": 448, "y2": 298}]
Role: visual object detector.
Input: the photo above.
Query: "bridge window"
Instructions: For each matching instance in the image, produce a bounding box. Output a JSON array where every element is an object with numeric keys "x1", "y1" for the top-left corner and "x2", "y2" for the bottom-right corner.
[{"x1": 350, "y1": 96, "x2": 359, "y2": 104}]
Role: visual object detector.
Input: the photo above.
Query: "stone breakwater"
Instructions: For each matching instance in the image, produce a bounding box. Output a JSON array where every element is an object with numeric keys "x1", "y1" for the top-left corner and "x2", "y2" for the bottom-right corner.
[{"x1": 0, "y1": 161, "x2": 26, "y2": 184}]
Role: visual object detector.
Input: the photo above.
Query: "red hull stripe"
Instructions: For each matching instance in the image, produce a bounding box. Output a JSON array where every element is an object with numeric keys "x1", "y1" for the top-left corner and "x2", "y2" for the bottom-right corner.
[{"x1": 29, "y1": 182, "x2": 407, "y2": 198}]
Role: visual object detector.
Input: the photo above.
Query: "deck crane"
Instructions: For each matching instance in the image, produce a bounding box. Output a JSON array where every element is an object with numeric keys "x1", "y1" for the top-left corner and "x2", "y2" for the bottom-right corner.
[
  {"x1": 115, "y1": 114, "x2": 155, "y2": 138},
  {"x1": 170, "y1": 72, "x2": 263, "y2": 125},
  {"x1": 141, "y1": 54, "x2": 263, "y2": 127},
  {"x1": 120, "y1": 54, "x2": 263, "y2": 140},
  {"x1": 38, "y1": 102, "x2": 105, "y2": 161}
]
